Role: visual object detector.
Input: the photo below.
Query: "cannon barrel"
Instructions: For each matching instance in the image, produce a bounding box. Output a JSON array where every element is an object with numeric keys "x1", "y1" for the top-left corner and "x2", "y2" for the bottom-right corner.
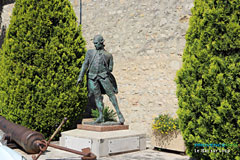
[{"x1": 0, "y1": 116, "x2": 44, "y2": 154}]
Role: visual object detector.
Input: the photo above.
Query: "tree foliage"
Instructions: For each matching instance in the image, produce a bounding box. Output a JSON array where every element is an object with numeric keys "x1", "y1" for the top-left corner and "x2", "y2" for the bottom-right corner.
[
  {"x1": 176, "y1": 0, "x2": 240, "y2": 159},
  {"x1": 0, "y1": 0, "x2": 88, "y2": 138}
]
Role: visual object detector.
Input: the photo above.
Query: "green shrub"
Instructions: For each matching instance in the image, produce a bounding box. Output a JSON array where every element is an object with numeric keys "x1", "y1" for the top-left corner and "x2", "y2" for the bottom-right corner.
[
  {"x1": 91, "y1": 106, "x2": 117, "y2": 122},
  {"x1": 152, "y1": 114, "x2": 179, "y2": 135},
  {"x1": 176, "y1": 0, "x2": 240, "y2": 159},
  {"x1": 0, "y1": 0, "x2": 88, "y2": 138}
]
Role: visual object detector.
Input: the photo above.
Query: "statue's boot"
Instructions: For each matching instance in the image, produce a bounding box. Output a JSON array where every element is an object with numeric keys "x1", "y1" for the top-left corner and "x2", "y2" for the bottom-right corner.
[
  {"x1": 109, "y1": 95, "x2": 125, "y2": 124},
  {"x1": 94, "y1": 115, "x2": 104, "y2": 123},
  {"x1": 118, "y1": 112, "x2": 125, "y2": 124}
]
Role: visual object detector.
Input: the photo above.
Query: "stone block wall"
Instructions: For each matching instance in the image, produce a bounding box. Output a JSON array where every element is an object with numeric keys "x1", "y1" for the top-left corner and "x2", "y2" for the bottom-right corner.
[
  {"x1": 81, "y1": 0, "x2": 194, "y2": 138},
  {"x1": 1, "y1": 0, "x2": 194, "y2": 138}
]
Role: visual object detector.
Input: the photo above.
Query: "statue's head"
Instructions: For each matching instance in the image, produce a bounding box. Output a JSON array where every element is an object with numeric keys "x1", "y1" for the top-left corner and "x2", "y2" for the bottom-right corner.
[{"x1": 93, "y1": 35, "x2": 105, "y2": 50}]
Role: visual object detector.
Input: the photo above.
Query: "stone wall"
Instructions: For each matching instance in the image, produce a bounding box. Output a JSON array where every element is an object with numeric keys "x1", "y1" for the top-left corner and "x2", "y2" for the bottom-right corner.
[
  {"x1": 1, "y1": 0, "x2": 194, "y2": 138},
  {"x1": 81, "y1": 0, "x2": 194, "y2": 138}
]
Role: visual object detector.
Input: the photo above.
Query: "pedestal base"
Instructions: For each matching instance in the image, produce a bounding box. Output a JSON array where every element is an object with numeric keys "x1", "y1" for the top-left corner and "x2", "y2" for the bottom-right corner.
[{"x1": 60, "y1": 129, "x2": 146, "y2": 158}]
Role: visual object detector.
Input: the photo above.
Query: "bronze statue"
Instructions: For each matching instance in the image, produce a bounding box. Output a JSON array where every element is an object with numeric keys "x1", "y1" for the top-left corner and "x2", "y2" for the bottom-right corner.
[{"x1": 77, "y1": 35, "x2": 125, "y2": 124}]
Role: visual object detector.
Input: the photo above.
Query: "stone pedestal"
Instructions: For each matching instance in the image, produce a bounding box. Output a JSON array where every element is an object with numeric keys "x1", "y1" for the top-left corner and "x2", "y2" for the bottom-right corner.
[{"x1": 60, "y1": 129, "x2": 146, "y2": 158}]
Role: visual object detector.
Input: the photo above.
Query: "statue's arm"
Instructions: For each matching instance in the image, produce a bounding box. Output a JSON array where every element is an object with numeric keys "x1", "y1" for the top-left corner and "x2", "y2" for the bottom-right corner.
[
  {"x1": 108, "y1": 54, "x2": 113, "y2": 72},
  {"x1": 77, "y1": 52, "x2": 90, "y2": 82}
]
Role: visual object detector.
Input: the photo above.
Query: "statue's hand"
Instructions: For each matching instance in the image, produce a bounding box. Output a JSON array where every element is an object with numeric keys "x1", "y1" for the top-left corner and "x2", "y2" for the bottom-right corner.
[{"x1": 76, "y1": 79, "x2": 83, "y2": 86}]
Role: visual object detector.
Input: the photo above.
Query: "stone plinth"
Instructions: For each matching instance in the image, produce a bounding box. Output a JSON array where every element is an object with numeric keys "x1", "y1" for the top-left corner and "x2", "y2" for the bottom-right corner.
[
  {"x1": 77, "y1": 124, "x2": 129, "y2": 132},
  {"x1": 60, "y1": 129, "x2": 146, "y2": 158}
]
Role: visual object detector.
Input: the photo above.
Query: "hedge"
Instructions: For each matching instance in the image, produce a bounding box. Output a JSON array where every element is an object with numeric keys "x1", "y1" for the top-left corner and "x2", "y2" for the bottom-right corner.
[
  {"x1": 176, "y1": 0, "x2": 240, "y2": 159},
  {"x1": 0, "y1": 0, "x2": 88, "y2": 138}
]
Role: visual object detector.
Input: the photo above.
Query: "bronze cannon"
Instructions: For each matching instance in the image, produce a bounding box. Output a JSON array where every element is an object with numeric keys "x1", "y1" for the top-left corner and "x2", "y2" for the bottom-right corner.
[
  {"x1": 0, "y1": 116, "x2": 96, "y2": 160},
  {"x1": 0, "y1": 116, "x2": 44, "y2": 153}
]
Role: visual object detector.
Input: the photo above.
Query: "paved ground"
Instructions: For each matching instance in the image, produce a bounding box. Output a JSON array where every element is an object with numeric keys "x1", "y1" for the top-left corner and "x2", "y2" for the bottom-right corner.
[
  {"x1": 98, "y1": 149, "x2": 190, "y2": 160},
  {"x1": 16, "y1": 147, "x2": 190, "y2": 160}
]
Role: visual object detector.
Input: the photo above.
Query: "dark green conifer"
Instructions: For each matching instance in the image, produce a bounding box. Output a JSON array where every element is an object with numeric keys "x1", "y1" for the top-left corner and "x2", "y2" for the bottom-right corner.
[
  {"x1": 0, "y1": 0, "x2": 88, "y2": 138},
  {"x1": 176, "y1": 0, "x2": 240, "y2": 159}
]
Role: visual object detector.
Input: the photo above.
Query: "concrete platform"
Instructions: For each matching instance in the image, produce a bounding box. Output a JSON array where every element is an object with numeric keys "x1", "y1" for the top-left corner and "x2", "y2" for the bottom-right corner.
[{"x1": 60, "y1": 129, "x2": 146, "y2": 158}]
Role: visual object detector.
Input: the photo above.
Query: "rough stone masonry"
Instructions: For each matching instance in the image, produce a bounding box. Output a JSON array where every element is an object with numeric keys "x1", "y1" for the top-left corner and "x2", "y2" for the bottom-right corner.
[{"x1": 0, "y1": 0, "x2": 194, "y2": 139}]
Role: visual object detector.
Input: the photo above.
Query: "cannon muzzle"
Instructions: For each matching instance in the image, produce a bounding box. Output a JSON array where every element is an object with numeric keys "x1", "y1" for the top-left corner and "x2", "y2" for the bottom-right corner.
[{"x1": 0, "y1": 116, "x2": 44, "y2": 154}]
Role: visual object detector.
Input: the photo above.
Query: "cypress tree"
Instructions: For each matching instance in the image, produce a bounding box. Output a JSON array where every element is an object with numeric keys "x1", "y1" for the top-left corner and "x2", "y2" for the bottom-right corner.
[
  {"x1": 176, "y1": 0, "x2": 240, "y2": 159},
  {"x1": 0, "y1": 0, "x2": 88, "y2": 138}
]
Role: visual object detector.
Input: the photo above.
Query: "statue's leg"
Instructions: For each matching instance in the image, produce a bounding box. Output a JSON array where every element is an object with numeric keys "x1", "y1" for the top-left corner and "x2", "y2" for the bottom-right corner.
[
  {"x1": 94, "y1": 94, "x2": 104, "y2": 123},
  {"x1": 109, "y1": 94, "x2": 125, "y2": 124},
  {"x1": 100, "y1": 78, "x2": 125, "y2": 124},
  {"x1": 89, "y1": 79, "x2": 104, "y2": 123}
]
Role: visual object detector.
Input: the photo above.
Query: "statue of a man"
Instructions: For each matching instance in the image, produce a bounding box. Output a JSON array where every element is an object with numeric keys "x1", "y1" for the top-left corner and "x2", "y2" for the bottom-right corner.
[{"x1": 76, "y1": 35, "x2": 125, "y2": 124}]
